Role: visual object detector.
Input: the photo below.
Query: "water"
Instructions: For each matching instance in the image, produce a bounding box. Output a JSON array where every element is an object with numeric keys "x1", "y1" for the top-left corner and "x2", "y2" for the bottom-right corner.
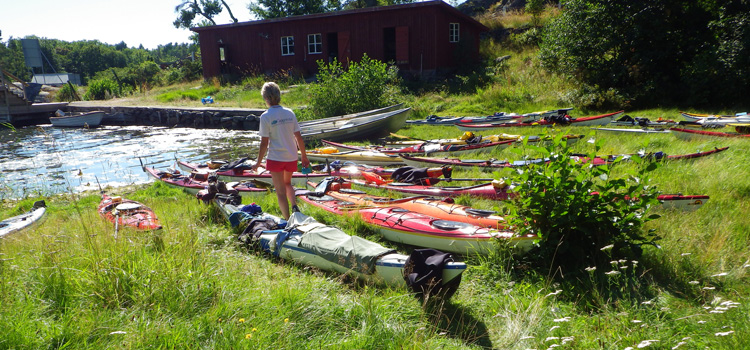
[{"x1": 1, "y1": 124, "x2": 261, "y2": 200}]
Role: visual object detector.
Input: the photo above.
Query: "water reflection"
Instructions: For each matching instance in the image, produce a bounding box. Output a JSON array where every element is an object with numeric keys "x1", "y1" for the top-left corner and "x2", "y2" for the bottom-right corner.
[{"x1": 0, "y1": 125, "x2": 260, "y2": 199}]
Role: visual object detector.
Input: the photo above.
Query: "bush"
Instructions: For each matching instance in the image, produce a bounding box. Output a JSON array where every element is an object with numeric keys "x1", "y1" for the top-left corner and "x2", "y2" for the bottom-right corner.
[
  {"x1": 502, "y1": 134, "x2": 662, "y2": 289},
  {"x1": 304, "y1": 54, "x2": 399, "y2": 119},
  {"x1": 55, "y1": 83, "x2": 81, "y2": 102},
  {"x1": 83, "y1": 78, "x2": 120, "y2": 100}
]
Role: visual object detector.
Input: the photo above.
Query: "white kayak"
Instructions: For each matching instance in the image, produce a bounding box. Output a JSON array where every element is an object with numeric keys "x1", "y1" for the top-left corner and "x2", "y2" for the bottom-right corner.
[{"x1": 0, "y1": 200, "x2": 46, "y2": 238}]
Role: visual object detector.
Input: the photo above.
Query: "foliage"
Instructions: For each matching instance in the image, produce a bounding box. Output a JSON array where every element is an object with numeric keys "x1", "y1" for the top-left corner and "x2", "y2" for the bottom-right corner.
[
  {"x1": 502, "y1": 133, "x2": 662, "y2": 288},
  {"x1": 539, "y1": 0, "x2": 750, "y2": 107},
  {"x1": 303, "y1": 55, "x2": 400, "y2": 119},
  {"x1": 174, "y1": 0, "x2": 223, "y2": 28},
  {"x1": 525, "y1": 0, "x2": 545, "y2": 26},
  {"x1": 55, "y1": 83, "x2": 81, "y2": 102},
  {"x1": 83, "y1": 78, "x2": 120, "y2": 100},
  {"x1": 155, "y1": 85, "x2": 220, "y2": 102},
  {"x1": 248, "y1": 0, "x2": 332, "y2": 19}
]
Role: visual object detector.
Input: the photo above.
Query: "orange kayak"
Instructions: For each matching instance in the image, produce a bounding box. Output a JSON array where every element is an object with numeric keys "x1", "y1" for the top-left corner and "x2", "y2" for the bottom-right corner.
[
  {"x1": 310, "y1": 181, "x2": 507, "y2": 229},
  {"x1": 98, "y1": 193, "x2": 162, "y2": 230}
]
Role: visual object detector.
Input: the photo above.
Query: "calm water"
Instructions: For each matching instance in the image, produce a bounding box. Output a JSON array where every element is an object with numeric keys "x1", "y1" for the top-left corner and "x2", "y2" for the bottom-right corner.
[{"x1": 1, "y1": 124, "x2": 260, "y2": 200}]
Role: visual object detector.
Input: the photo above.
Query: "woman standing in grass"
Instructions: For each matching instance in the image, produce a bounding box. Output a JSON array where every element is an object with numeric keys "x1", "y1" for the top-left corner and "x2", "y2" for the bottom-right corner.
[{"x1": 250, "y1": 82, "x2": 310, "y2": 219}]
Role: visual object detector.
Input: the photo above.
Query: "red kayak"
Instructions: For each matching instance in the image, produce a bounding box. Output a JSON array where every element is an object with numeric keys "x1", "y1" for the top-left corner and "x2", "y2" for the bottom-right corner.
[
  {"x1": 297, "y1": 190, "x2": 536, "y2": 255},
  {"x1": 177, "y1": 159, "x2": 450, "y2": 184},
  {"x1": 399, "y1": 147, "x2": 729, "y2": 169},
  {"x1": 346, "y1": 178, "x2": 514, "y2": 200},
  {"x1": 671, "y1": 127, "x2": 750, "y2": 140},
  {"x1": 320, "y1": 139, "x2": 515, "y2": 155},
  {"x1": 98, "y1": 193, "x2": 162, "y2": 230},
  {"x1": 144, "y1": 166, "x2": 270, "y2": 197},
  {"x1": 455, "y1": 111, "x2": 624, "y2": 131}
]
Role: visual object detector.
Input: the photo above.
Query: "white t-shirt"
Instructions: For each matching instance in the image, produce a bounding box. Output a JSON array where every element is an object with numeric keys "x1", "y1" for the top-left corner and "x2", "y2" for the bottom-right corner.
[{"x1": 258, "y1": 105, "x2": 301, "y2": 162}]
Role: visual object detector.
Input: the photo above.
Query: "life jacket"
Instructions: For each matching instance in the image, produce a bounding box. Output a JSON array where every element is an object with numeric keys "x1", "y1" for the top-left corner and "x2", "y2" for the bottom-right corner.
[{"x1": 403, "y1": 248, "x2": 455, "y2": 296}]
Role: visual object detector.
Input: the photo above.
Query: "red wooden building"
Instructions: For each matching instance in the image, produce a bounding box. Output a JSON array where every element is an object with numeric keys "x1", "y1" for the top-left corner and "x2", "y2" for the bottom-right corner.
[{"x1": 192, "y1": 1, "x2": 488, "y2": 79}]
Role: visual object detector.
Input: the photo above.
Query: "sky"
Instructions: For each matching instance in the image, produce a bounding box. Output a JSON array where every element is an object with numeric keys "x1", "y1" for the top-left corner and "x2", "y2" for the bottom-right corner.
[{"x1": 0, "y1": 0, "x2": 253, "y2": 49}]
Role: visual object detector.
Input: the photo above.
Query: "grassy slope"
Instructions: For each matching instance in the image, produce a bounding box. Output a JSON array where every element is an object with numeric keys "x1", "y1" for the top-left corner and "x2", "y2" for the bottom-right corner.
[{"x1": 2, "y1": 7, "x2": 749, "y2": 350}]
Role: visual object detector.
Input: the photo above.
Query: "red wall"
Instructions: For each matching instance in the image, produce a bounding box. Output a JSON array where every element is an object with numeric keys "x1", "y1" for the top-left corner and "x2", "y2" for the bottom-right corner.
[{"x1": 196, "y1": 2, "x2": 485, "y2": 79}]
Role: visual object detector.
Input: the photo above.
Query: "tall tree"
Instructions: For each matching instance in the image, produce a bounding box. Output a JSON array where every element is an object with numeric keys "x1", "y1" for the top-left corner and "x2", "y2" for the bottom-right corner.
[
  {"x1": 248, "y1": 0, "x2": 329, "y2": 19},
  {"x1": 173, "y1": 0, "x2": 237, "y2": 29}
]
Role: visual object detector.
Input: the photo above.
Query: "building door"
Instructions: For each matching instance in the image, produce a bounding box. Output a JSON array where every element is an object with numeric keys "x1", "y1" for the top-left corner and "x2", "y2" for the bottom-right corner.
[
  {"x1": 338, "y1": 31, "x2": 351, "y2": 67},
  {"x1": 395, "y1": 26, "x2": 409, "y2": 65},
  {"x1": 383, "y1": 27, "x2": 396, "y2": 63},
  {"x1": 327, "y1": 32, "x2": 338, "y2": 63}
]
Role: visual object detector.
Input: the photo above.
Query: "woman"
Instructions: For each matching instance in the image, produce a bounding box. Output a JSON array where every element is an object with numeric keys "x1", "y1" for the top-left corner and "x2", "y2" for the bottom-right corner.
[{"x1": 250, "y1": 82, "x2": 310, "y2": 219}]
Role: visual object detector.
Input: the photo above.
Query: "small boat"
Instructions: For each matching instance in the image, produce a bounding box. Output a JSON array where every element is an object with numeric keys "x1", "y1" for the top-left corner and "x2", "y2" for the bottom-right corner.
[
  {"x1": 98, "y1": 193, "x2": 162, "y2": 230},
  {"x1": 0, "y1": 200, "x2": 46, "y2": 238},
  {"x1": 592, "y1": 127, "x2": 671, "y2": 134},
  {"x1": 297, "y1": 188, "x2": 535, "y2": 255},
  {"x1": 214, "y1": 195, "x2": 467, "y2": 296},
  {"x1": 300, "y1": 107, "x2": 411, "y2": 143},
  {"x1": 320, "y1": 139, "x2": 516, "y2": 156},
  {"x1": 379, "y1": 132, "x2": 583, "y2": 148},
  {"x1": 658, "y1": 194, "x2": 709, "y2": 211},
  {"x1": 609, "y1": 115, "x2": 676, "y2": 127},
  {"x1": 407, "y1": 108, "x2": 576, "y2": 126},
  {"x1": 50, "y1": 110, "x2": 105, "y2": 127},
  {"x1": 399, "y1": 147, "x2": 729, "y2": 169},
  {"x1": 304, "y1": 148, "x2": 406, "y2": 167},
  {"x1": 177, "y1": 158, "x2": 448, "y2": 184},
  {"x1": 670, "y1": 127, "x2": 750, "y2": 140},
  {"x1": 309, "y1": 180, "x2": 507, "y2": 229},
  {"x1": 144, "y1": 166, "x2": 270, "y2": 197},
  {"x1": 346, "y1": 178, "x2": 514, "y2": 200},
  {"x1": 455, "y1": 111, "x2": 624, "y2": 131},
  {"x1": 680, "y1": 111, "x2": 748, "y2": 120}
]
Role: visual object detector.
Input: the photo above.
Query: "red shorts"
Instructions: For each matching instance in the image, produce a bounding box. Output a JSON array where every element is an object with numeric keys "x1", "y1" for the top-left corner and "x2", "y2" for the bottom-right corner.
[{"x1": 266, "y1": 159, "x2": 297, "y2": 172}]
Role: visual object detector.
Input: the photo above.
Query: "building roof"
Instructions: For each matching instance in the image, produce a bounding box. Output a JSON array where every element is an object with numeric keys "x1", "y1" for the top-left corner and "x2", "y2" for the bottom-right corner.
[{"x1": 192, "y1": 1, "x2": 488, "y2": 32}]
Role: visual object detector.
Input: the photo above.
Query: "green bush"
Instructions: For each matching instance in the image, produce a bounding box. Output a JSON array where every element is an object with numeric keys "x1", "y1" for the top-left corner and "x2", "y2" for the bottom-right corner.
[
  {"x1": 55, "y1": 83, "x2": 80, "y2": 102},
  {"x1": 304, "y1": 54, "x2": 399, "y2": 119},
  {"x1": 83, "y1": 78, "x2": 120, "y2": 100},
  {"x1": 502, "y1": 134, "x2": 662, "y2": 289}
]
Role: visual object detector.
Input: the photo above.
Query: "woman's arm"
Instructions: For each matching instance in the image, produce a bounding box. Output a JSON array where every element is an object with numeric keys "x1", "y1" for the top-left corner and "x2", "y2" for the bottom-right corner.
[
  {"x1": 294, "y1": 131, "x2": 309, "y2": 168},
  {"x1": 251, "y1": 136, "x2": 269, "y2": 172}
]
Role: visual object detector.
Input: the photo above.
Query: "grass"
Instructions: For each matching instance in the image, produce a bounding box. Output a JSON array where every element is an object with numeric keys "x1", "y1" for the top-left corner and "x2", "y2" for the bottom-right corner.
[{"x1": 4, "y1": 6, "x2": 749, "y2": 349}]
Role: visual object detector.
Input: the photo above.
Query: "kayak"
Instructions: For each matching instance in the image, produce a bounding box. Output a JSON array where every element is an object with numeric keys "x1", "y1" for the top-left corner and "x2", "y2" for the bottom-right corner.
[
  {"x1": 346, "y1": 178, "x2": 514, "y2": 200},
  {"x1": 214, "y1": 195, "x2": 467, "y2": 296},
  {"x1": 658, "y1": 194, "x2": 709, "y2": 211},
  {"x1": 455, "y1": 111, "x2": 624, "y2": 131},
  {"x1": 379, "y1": 133, "x2": 583, "y2": 147},
  {"x1": 320, "y1": 139, "x2": 516, "y2": 155},
  {"x1": 405, "y1": 108, "x2": 574, "y2": 125},
  {"x1": 670, "y1": 127, "x2": 750, "y2": 140},
  {"x1": 680, "y1": 111, "x2": 748, "y2": 120},
  {"x1": 610, "y1": 115, "x2": 676, "y2": 127},
  {"x1": 312, "y1": 183, "x2": 508, "y2": 229},
  {"x1": 0, "y1": 200, "x2": 46, "y2": 238},
  {"x1": 144, "y1": 166, "x2": 270, "y2": 197},
  {"x1": 176, "y1": 159, "x2": 330, "y2": 187},
  {"x1": 398, "y1": 147, "x2": 729, "y2": 169},
  {"x1": 98, "y1": 193, "x2": 162, "y2": 230},
  {"x1": 297, "y1": 190, "x2": 536, "y2": 255},
  {"x1": 177, "y1": 159, "x2": 448, "y2": 183},
  {"x1": 592, "y1": 127, "x2": 671, "y2": 134},
  {"x1": 304, "y1": 148, "x2": 406, "y2": 166}
]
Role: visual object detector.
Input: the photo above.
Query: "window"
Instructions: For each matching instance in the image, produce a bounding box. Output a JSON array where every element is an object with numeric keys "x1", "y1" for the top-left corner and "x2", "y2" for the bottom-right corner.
[
  {"x1": 308, "y1": 34, "x2": 322, "y2": 54},
  {"x1": 281, "y1": 36, "x2": 295, "y2": 56},
  {"x1": 219, "y1": 46, "x2": 226, "y2": 62},
  {"x1": 449, "y1": 23, "x2": 460, "y2": 43}
]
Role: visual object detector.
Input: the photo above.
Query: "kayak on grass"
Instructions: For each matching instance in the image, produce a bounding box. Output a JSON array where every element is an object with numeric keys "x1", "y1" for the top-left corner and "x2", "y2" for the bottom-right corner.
[
  {"x1": 213, "y1": 193, "x2": 467, "y2": 297},
  {"x1": 0, "y1": 200, "x2": 46, "y2": 238},
  {"x1": 398, "y1": 147, "x2": 729, "y2": 169},
  {"x1": 320, "y1": 138, "x2": 516, "y2": 156},
  {"x1": 144, "y1": 166, "x2": 270, "y2": 197},
  {"x1": 455, "y1": 111, "x2": 624, "y2": 131},
  {"x1": 98, "y1": 193, "x2": 162, "y2": 230}
]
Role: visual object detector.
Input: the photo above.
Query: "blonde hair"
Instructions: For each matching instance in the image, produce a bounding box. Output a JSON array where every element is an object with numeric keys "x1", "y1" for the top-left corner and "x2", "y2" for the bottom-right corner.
[{"x1": 261, "y1": 82, "x2": 281, "y2": 105}]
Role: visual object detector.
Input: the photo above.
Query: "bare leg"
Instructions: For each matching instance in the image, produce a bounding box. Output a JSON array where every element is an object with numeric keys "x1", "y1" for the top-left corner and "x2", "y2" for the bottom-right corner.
[
  {"x1": 283, "y1": 170, "x2": 298, "y2": 209},
  {"x1": 271, "y1": 171, "x2": 290, "y2": 219}
]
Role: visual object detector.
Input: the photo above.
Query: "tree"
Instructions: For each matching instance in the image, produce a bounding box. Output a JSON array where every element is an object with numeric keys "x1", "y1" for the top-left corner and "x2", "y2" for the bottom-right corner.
[
  {"x1": 173, "y1": 0, "x2": 238, "y2": 29},
  {"x1": 248, "y1": 0, "x2": 329, "y2": 19}
]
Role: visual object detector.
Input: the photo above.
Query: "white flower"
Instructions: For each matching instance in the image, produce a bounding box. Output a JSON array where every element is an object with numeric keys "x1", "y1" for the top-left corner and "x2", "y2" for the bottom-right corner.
[
  {"x1": 715, "y1": 331, "x2": 734, "y2": 336},
  {"x1": 672, "y1": 341, "x2": 687, "y2": 349},
  {"x1": 546, "y1": 290, "x2": 563, "y2": 297},
  {"x1": 600, "y1": 244, "x2": 614, "y2": 251},
  {"x1": 702, "y1": 286, "x2": 716, "y2": 290},
  {"x1": 632, "y1": 320, "x2": 643, "y2": 323},
  {"x1": 553, "y1": 317, "x2": 571, "y2": 322},
  {"x1": 641, "y1": 300, "x2": 653, "y2": 305},
  {"x1": 520, "y1": 335, "x2": 535, "y2": 340},
  {"x1": 688, "y1": 281, "x2": 700, "y2": 285},
  {"x1": 697, "y1": 320, "x2": 707, "y2": 324},
  {"x1": 587, "y1": 137, "x2": 596, "y2": 144},
  {"x1": 561, "y1": 337, "x2": 574, "y2": 344},
  {"x1": 585, "y1": 266, "x2": 597, "y2": 272},
  {"x1": 637, "y1": 339, "x2": 659, "y2": 348},
  {"x1": 711, "y1": 272, "x2": 728, "y2": 277},
  {"x1": 109, "y1": 331, "x2": 127, "y2": 335},
  {"x1": 550, "y1": 326, "x2": 560, "y2": 331},
  {"x1": 545, "y1": 336, "x2": 560, "y2": 342},
  {"x1": 606, "y1": 270, "x2": 621, "y2": 276},
  {"x1": 680, "y1": 253, "x2": 691, "y2": 256}
]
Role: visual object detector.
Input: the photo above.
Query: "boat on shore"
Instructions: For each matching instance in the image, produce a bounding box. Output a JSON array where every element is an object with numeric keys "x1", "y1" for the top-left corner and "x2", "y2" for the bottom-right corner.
[
  {"x1": 0, "y1": 200, "x2": 46, "y2": 238},
  {"x1": 50, "y1": 110, "x2": 105, "y2": 127},
  {"x1": 320, "y1": 138, "x2": 515, "y2": 156},
  {"x1": 455, "y1": 111, "x2": 623, "y2": 131},
  {"x1": 300, "y1": 107, "x2": 411, "y2": 143},
  {"x1": 143, "y1": 166, "x2": 270, "y2": 197},
  {"x1": 214, "y1": 195, "x2": 466, "y2": 297},
  {"x1": 98, "y1": 193, "x2": 162, "y2": 231},
  {"x1": 670, "y1": 127, "x2": 750, "y2": 140}
]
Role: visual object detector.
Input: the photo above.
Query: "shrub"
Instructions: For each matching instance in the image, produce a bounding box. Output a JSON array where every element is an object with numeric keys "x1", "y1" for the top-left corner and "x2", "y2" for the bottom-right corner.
[
  {"x1": 83, "y1": 78, "x2": 120, "y2": 100},
  {"x1": 55, "y1": 83, "x2": 80, "y2": 102},
  {"x1": 502, "y1": 134, "x2": 662, "y2": 288},
  {"x1": 304, "y1": 54, "x2": 399, "y2": 119}
]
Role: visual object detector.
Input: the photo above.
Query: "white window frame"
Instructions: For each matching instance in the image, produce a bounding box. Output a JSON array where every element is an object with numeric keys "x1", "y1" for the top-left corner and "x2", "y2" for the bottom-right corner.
[
  {"x1": 308, "y1": 33, "x2": 322, "y2": 54},
  {"x1": 449, "y1": 23, "x2": 460, "y2": 43},
  {"x1": 281, "y1": 36, "x2": 295, "y2": 56}
]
